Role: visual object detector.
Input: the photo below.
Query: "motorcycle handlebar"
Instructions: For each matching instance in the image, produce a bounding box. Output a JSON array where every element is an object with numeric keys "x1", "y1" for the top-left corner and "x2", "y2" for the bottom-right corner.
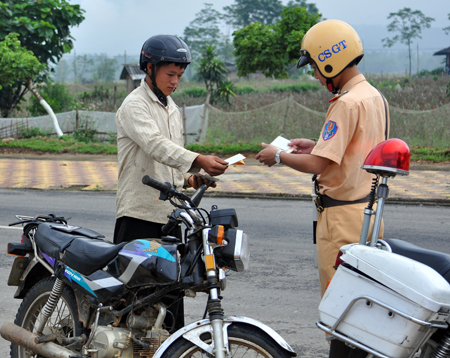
[
  {"x1": 142, "y1": 175, "x2": 172, "y2": 194},
  {"x1": 161, "y1": 217, "x2": 179, "y2": 235}
]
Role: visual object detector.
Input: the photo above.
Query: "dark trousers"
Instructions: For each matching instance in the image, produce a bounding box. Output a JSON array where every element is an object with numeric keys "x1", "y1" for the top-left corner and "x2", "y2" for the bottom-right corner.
[
  {"x1": 113, "y1": 216, "x2": 182, "y2": 244},
  {"x1": 113, "y1": 216, "x2": 184, "y2": 331}
]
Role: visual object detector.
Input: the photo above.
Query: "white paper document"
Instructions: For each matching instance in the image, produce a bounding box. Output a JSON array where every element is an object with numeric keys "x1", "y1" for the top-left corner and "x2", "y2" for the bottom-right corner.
[
  {"x1": 225, "y1": 154, "x2": 246, "y2": 165},
  {"x1": 270, "y1": 136, "x2": 294, "y2": 153}
]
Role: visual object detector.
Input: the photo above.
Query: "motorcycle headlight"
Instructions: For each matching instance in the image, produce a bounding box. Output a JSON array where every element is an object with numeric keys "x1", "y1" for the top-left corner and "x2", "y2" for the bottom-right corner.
[{"x1": 215, "y1": 229, "x2": 249, "y2": 272}]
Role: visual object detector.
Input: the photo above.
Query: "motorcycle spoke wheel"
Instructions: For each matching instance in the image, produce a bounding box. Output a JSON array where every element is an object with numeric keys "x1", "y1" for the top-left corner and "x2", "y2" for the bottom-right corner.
[
  {"x1": 11, "y1": 277, "x2": 82, "y2": 358},
  {"x1": 178, "y1": 338, "x2": 272, "y2": 357},
  {"x1": 162, "y1": 323, "x2": 292, "y2": 358}
]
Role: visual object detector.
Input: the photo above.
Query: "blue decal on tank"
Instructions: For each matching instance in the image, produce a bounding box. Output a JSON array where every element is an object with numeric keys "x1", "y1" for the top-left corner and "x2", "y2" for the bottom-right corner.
[
  {"x1": 64, "y1": 267, "x2": 97, "y2": 297},
  {"x1": 121, "y1": 239, "x2": 175, "y2": 262}
]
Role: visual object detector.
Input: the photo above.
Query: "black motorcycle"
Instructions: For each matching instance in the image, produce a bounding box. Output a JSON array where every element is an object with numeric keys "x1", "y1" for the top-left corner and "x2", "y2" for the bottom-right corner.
[{"x1": 1, "y1": 175, "x2": 296, "y2": 358}]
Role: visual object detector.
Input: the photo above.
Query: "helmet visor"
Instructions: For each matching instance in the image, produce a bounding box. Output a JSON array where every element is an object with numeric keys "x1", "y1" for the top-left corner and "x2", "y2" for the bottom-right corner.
[{"x1": 297, "y1": 49, "x2": 311, "y2": 69}]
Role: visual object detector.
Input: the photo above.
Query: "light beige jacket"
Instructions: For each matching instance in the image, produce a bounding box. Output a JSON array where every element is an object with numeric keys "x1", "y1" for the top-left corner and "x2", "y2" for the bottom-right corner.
[{"x1": 115, "y1": 79, "x2": 198, "y2": 224}]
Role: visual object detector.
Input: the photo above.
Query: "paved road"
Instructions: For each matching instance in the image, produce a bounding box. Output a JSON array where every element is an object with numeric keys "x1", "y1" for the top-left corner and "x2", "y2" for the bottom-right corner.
[
  {"x1": 0, "y1": 190, "x2": 449, "y2": 357},
  {"x1": 0, "y1": 155, "x2": 449, "y2": 205}
]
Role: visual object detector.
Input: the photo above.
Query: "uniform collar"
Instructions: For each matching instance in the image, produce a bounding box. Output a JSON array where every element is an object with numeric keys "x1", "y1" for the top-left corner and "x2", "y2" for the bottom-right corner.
[{"x1": 341, "y1": 73, "x2": 366, "y2": 93}]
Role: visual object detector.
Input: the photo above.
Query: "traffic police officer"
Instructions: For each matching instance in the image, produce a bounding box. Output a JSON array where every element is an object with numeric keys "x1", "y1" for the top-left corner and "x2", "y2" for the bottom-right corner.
[{"x1": 256, "y1": 19, "x2": 389, "y2": 296}]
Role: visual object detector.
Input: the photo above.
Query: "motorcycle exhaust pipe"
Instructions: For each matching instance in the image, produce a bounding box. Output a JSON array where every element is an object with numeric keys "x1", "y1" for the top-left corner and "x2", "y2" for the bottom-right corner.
[{"x1": 0, "y1": 322, "x2": 75, "y2": 358}]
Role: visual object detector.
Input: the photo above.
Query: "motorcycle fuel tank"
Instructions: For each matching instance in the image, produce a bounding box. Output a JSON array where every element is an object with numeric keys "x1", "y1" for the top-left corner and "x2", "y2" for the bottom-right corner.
[
  {"x1": 107, "y1": 239, "x2": 179, "y2": 288},
  {"x1": 319, "y1": 244, "x2": 450, "y2": 358}
]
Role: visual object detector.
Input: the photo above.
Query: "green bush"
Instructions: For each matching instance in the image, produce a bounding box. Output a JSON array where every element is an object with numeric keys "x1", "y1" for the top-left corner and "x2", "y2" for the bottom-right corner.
[
  {"x1": 20, "y1": 127, "x2": 48, "y2": 138},
  {"x1": 235, "y1": 85, "x2": 257, "y2": 95},
  {"x1": 269, "y1": 82, "x2": 320, "y2": 93},
  {"x1": 182, "y1": 86, "x2": 207, "y2": 97},
  {"x1": 73, "y1": 128, "x2": 97, "y2": 143}
]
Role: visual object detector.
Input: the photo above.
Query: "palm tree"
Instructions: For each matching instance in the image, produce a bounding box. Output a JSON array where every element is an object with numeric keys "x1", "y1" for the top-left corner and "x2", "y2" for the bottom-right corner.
[{"x1": 196, "y1": 46, "x2": 228, "y2": 103}]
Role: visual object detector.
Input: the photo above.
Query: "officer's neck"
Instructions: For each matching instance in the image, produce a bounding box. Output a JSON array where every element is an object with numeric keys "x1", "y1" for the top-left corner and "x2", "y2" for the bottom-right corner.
[{"x1": 333, "y1": 66, "x2": 361, "y2": 92}]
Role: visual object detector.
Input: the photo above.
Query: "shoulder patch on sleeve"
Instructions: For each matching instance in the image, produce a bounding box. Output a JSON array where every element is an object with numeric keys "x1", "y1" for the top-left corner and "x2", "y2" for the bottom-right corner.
[{"x1": 322, "y1": 120, "x2": 338, "y2": 141}]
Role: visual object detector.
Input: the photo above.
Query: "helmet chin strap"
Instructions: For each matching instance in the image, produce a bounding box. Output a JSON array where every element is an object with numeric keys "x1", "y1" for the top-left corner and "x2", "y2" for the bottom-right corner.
[
  {"x1": 145, "y1": 64, "x2": 168, "y2": 106},
  {"x1": 326, "y1": 78, "x2": 339, "y2": 94}
]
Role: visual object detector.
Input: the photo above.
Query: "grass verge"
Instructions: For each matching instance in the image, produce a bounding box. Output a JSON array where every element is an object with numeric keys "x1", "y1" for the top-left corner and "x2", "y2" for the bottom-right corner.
[{"x1": 1, "y1": 137, "x2": 449, "y2": 163}]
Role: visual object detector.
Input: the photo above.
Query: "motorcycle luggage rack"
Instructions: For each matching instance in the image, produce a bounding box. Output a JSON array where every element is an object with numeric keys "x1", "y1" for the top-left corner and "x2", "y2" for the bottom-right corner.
[{"x1": 316, "y1": 295, "x2": 448, "y2": 358}]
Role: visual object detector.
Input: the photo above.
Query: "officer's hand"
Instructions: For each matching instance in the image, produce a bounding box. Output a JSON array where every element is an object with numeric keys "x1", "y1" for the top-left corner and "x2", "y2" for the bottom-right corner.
[
  {"x1": 255, "y1": 143, "x2": 278, "y2": 167},
  {"x1": 289, "y1": 138, "x2": 315, "y2": 154}
]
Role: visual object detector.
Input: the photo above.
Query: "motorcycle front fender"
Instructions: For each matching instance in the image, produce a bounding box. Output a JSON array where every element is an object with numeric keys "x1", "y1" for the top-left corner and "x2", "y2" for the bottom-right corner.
[{"x1": 153, "y1": 315, "x2": 296, "y2": 357}]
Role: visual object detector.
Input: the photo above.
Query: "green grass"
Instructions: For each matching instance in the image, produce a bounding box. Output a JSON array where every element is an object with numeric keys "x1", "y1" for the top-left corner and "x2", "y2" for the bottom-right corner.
[
  {"x1": 410, "y1": 147, "x2": 450, "y2": 163},
  {"x1": 1, "y1": 137, "x2": 449, "y2": 163},
  {"x1": 0, "y1": 136, "x2": 117, "y2": 155}
]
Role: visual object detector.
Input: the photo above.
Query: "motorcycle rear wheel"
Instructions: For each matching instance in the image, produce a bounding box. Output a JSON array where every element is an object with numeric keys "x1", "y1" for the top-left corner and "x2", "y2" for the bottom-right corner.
[
  {"x1": 161, "y1": 323, "x2": 292, "y2": 357},
  {"x1": 11, "y1": 277, "x2": 83, "y2": 358}
]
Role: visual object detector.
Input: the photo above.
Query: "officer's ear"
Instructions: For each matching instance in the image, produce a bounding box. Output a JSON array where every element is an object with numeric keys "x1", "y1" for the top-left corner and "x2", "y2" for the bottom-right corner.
[{"x1": 147, "y1": 63, "x2": 152, "y2": 76}]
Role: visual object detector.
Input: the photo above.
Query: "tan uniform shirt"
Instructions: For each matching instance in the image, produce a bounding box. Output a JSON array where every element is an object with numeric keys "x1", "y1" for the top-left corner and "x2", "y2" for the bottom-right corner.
[
  {"x1": 115, "y1": 79, "x2": 199, "y2": 224},
  {"x1": 311, "y1": 74, "x2": 389, "y2": 201}
]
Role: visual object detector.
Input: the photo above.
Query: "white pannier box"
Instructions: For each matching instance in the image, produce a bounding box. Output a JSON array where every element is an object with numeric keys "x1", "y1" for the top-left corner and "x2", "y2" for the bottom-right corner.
[{"x1": 319, "y1": 244, "x2": 450, "y2": 358}]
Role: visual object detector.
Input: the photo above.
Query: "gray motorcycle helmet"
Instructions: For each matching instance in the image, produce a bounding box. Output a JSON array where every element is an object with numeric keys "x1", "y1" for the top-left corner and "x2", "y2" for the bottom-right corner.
[{"x1": 139, "y1": 34, "x2": 191, "y2": 72}]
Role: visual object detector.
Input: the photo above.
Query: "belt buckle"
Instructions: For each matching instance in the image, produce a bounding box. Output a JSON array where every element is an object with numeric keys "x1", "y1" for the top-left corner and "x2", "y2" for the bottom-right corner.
[{"x1": 314, "y1": 197, "x2": 324, "y2": 213}]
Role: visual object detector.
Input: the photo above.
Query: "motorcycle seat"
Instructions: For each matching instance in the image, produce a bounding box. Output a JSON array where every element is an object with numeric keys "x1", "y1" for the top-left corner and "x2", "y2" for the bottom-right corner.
[
  {"x1": 387, "y1": 239, "x2": 450, "y2": 284},
  {"x1": 35, "y1": 223, "x2": 125, "y2": 276}
]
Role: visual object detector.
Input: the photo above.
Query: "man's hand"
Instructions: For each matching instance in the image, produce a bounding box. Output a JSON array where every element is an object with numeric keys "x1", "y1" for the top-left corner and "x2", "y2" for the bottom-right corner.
[
  {"x1": 255, "y1": 143, "x2": 278, "y2": 167},
  {"x1": 188, "y1": 175, "x2": 217, "y2": 189},
  {"x1": 193, "y1": 155, "x2": 228, "y2": 176},
  {"x1": 289, "y1": 138, "x2": 315, "y2": 154}
]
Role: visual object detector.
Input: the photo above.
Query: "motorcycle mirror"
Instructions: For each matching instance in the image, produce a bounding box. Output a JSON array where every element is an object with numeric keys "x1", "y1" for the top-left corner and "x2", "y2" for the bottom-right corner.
[
  {"x1": 190, "y1": 184, "x2": 207, "y2": 207},
  {"x1": 361, "y1": 138, "x2": 410, "y2": 177}
]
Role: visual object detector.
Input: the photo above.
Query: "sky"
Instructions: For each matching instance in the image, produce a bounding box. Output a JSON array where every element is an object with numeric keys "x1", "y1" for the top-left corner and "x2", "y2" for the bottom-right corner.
[{"x1": 68, "y1": 0, "x2": 449, "y2": 56}]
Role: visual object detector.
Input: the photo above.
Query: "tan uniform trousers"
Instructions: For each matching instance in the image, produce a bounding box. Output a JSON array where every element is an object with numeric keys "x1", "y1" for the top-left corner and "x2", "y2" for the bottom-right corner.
[{"x1": 316, "y1": 202, "x2": 384, "y2": 297}]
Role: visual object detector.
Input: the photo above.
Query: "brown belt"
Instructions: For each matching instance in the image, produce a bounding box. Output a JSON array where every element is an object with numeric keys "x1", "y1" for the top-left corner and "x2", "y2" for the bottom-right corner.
[{"x1": 314, "y1": 194, "x2": 370, "y2": 213}]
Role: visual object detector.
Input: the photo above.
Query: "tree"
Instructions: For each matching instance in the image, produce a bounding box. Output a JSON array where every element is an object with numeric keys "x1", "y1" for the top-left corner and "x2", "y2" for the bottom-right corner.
[
  {"x1": 382, "y1": 8, "x2": 435, "y2": 76},
  {"x1": 286, "y1": 0, "x2": 319, "y2": 16},
  {"x1": 0, "y1": 0, "x2": 85, "y2": 117},
  {"x1": 233, "y1": 6, "x2": 320, "y2": 79},
  {"x1": 0, "y1": 33, "x2": 45, "y2": 92},
  {"x1": 196, "y1": 46, "x2": 228, "y2": 104},
  {"x1": 183, "y1": 3, "x2": 224, "y2": 59},
  {"x1": 75, "y1": 54, "x2": 95, "y2": 83},
  {"x1": 444, "y1": 13, "x2": 450, "y2": 35},
  {"x1": 223, "y1": 0, "x2": 284, "y2": 28},
  {"x1": 93, "y1": 56, "x2": 117, "y2": 83},
  {"x1": 0, "y1": 33, "x2": 63, "y2": 135}
]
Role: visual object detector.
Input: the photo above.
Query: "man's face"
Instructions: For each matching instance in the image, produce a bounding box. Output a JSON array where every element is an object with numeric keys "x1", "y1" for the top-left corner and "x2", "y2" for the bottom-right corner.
[
  {"x1": 310, "y1": 62, "x2": 326, "y2": 87},
  {"x1": 150, "y1": 63, "x2": 185, "y2": 96}
]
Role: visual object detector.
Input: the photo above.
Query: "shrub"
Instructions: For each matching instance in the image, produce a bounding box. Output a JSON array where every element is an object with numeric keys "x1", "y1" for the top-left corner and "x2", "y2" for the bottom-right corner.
[
  {"x1": 20, "y1": 127, "x2": 48, "y2": 138},
  {"x1": 182, "y1": 86, "x2": 207, "y2": 97},
  {"x1": 269, "y1": 82, "x2": 320, "y2": 93},
  {"x1": 235, "y1": 85, "x2": 257, "y2": 95}
]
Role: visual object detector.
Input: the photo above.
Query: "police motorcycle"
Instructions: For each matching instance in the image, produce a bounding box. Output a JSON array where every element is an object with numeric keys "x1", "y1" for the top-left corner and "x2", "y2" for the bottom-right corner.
[
  {"x1": 1, "y1": 175, "x2": 296, "y2": 358},
  {"x1": 316, "y1": 138, "x2": 450, "y2": 358}
]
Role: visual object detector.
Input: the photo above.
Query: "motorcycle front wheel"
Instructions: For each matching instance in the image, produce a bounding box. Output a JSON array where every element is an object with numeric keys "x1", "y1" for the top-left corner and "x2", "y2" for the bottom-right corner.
[
  {"x1": 11, "y1": 277, "x2": 83, "y2": 358},
  {"x1": 161, "y1": 323, "x2": 293, "y2": 357}
]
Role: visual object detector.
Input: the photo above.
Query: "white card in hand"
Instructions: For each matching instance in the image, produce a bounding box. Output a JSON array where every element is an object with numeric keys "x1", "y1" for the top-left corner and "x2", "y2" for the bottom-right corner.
[
  {"x1": 225, "y1": 154, "x2": 246, "y2": 165},
  {"x1": 270, "y1": 136, "x2": 294, "y2": 153}
]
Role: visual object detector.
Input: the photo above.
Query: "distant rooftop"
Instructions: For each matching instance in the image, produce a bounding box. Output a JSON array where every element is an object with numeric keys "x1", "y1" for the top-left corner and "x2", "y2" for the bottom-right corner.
[
  {"x1": 433, "y1": 47, "x2": 450, "y2": 56},
  {"x1": 120, "y1": 64, "x2": 145, "y2": 81}
]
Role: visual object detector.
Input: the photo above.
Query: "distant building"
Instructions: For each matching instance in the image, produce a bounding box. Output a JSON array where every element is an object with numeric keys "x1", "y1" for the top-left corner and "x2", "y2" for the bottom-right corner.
[
  {"x1": 433, "y1": 47, "x2": 450, "y2": 74},
  {"x1": 120, "y1": 65, "x2": 146, "y2": 94}
]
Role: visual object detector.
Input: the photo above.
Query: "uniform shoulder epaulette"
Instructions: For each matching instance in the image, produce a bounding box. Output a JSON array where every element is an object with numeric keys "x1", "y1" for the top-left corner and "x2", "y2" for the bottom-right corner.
[{"x1": 328, "y1": 90, "x2": 349, "y2": 103}]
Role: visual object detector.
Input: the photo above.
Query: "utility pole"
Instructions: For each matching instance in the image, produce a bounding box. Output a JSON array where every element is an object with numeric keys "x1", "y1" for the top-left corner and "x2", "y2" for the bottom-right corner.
[{"x1": 73, "y1": 51, "x2": 77, "y2": 83}]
